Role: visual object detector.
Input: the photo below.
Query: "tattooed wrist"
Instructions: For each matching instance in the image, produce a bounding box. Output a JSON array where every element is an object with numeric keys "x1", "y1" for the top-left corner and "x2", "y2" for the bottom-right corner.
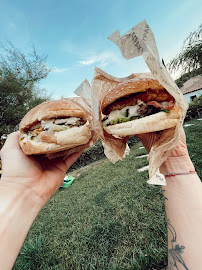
[{"x1": 167, "y1": 220, "x2": 189, "y2": 269}]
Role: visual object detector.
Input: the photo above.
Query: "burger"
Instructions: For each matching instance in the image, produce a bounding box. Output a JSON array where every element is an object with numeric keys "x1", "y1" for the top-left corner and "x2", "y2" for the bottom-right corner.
[
  {"x1": 101, "y1": 77, "x2": 181, "y2": 137},
  {"x1": 19, "y1": 99, "x2": 93, "y2": 156}
]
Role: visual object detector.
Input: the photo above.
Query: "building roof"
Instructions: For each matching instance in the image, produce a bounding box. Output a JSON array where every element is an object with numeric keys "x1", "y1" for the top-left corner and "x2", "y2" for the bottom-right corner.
[{"x1": 181, "y1": 75, "x2": 202, "y2": 95}]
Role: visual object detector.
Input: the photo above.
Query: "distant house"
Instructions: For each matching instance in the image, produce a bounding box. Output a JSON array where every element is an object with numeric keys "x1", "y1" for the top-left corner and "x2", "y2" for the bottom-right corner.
[{"x1": 181, "y1": 75, "x2": 202, "y2": 103}]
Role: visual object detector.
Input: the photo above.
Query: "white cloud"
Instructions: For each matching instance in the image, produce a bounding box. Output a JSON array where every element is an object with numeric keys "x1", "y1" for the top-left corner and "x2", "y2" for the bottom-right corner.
[
  {"x1": 79, "y1": 59, "x2": 96, "y2": 65},
  {"x1": 78, "y1": 51, "x2": 120, "y2": 67},
  {"x1": 52, "y1": 67, "x2": 69, "y2": 73}
]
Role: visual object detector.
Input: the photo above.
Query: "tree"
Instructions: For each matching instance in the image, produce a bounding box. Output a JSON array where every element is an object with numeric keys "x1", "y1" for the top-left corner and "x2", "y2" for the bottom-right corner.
[
  {"x1": 184, "y1": 94, "x2": 202, "y2": 121},
  {"x1": 0, "y1": 42, "x2": 51, "y2": 138},
  {"x1": 168, "y1": 24, "x2": 202, "y2": 74}
]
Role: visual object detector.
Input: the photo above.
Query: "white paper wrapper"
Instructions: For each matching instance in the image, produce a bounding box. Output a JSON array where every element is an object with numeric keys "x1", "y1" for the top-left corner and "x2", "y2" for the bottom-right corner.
[
  {"x1": 108, "y1": 20, "x2": 188, "y2": 184},
  {"x1": 102, "y1": 141, "x2": 130, "y2": 164},
  {"x1": 74, "y1": 79, "x2": 92, "y2": 107},
  {"x1": 76, "y1": 20, "x2": 188, "y2": 185},
  {"x1": 75, "y1": 77, "x2": 131, "y2": 163}
]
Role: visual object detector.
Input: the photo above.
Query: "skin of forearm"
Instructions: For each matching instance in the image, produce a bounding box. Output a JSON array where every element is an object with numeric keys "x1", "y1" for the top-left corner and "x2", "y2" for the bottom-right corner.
[
  {"x1": 0, "y1": 180, "x2": 44, "y2": 270},
  {"x1": 160, "y1": 157, "x2": 202, "y2": 269}
]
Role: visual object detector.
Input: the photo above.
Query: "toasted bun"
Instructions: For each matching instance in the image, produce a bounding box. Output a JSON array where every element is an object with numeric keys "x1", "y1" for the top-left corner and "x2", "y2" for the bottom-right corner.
[
  {"x1": 19, "y1": 122, "x2": 92, "y2": 155},
  {"x1": 46, "y1": 142, "x2": 91, "y2": 159},
  {"x1": 19, "y1": 99, "x2": 89, "y2": 132},
  {"x1": 19, "y1": 99, "x2": 93, "y2": 156},
  {"x1": 104, "y1": 106, "x2": 181, "y2": 137},
  {"x1": 101, "y1": 77, "x2": 165, "y2": 113}
]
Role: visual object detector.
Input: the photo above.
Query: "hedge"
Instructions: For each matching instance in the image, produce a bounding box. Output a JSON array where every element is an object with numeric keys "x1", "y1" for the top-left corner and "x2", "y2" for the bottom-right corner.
[{"x1": 185, "y1": 95, "x2": 202, "y2": 121}]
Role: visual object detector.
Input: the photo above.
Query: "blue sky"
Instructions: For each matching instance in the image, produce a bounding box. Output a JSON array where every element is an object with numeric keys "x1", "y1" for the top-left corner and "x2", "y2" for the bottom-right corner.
[{"x1": 0, "y1": 0, "x2": 201, "y2": 99}]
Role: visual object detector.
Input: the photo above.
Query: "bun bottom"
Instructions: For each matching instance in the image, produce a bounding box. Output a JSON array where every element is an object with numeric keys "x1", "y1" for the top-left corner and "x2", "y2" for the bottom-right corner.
[
  {"x1": 104, "y1": 107, "x2": 181, "y2": 137},
  {"x1": 46, "y1": 141, "x2": 91, "y2": 159},
  {"x1": 19, "y1": 123, "x2": 92, "y2": 155}
]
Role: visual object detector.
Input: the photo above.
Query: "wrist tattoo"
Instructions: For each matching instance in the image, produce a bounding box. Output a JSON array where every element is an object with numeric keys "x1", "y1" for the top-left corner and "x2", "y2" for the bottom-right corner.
[
  {"x1": 162, "y1": 190, "x2": 189, "y2": 269},
  {"x1": 167, "y1": 219, "x2": 189, "y2": 270}
]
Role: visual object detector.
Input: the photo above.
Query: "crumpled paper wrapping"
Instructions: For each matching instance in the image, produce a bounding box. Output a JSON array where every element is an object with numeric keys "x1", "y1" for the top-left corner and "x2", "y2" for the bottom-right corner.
[
  {"x1": 47, "y1": 96, "x2": 98, "y2": 159},
  {"x1": 76, "y1": 20, "x2": 188, "y2": 185},
  {"x1": 75, "y1": 77, "x2": 131, "y2": 162}
]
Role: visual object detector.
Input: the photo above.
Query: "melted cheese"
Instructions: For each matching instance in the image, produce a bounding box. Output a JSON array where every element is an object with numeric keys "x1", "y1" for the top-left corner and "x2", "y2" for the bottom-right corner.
[
  {"x1": 102, "y1": 100, "x2": 146, "y2": 126},
  {"x1": 54, "y1": 117, "x2": 80, "y2": 125},
  {"x1": 41, "y1": 120, "x2": 54, "y2": 130},
  {"x1": 41, "y1": 117, "x2": 81, "y2": 130}
]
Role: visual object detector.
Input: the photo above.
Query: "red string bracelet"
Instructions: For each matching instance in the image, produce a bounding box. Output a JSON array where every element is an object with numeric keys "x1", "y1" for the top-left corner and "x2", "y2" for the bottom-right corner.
[{"x1": 165, "y1": 170, "x2": 196, "y2": 177}]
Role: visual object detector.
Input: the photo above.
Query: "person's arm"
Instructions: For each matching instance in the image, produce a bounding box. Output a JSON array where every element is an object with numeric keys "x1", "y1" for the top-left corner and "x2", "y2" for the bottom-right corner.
[
  {"x1": 160, "y1": 141, "x2": 202, "y2": 269},
  {"x1": 0, "y1": 182, "x2": 43, "y2": 270},
  {"x1": 137, "y1": 130, "x2": 202, "y2": 269},
  {"x1": 0, "y1": 132, "x2": 82, "y2": 270}
]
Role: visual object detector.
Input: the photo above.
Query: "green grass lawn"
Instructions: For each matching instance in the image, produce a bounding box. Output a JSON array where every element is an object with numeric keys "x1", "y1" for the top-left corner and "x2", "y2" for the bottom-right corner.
[
  {"x1": 13, "y1": 119, "x2": 201, "y2": 270},
  {"x1": 184, "y1": 119, "x2": 202, "y2": 179}
]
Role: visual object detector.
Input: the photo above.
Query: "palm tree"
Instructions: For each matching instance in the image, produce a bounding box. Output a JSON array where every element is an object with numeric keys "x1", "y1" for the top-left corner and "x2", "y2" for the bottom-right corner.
[{"x1": 168, "y1": 24, "x2": 202, "y2": 74}]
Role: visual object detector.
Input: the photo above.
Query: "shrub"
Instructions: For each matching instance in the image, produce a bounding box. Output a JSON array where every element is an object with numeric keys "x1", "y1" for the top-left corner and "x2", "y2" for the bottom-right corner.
[
  {"x1": 185, "y1": 95, "x2": 202, "y2": 121},
  {"x1": 69, "y1": 136, "x2": 140, "y2": 172},
  {"x1": 68, "y1": 139, "x2": 105, "y2": 171}
]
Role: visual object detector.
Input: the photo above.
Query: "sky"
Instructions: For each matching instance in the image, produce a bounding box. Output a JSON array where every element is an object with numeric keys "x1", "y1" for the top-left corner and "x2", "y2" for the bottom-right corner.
[{"x1": 0, "y1": 0, "x2": 201, "y2": 99}]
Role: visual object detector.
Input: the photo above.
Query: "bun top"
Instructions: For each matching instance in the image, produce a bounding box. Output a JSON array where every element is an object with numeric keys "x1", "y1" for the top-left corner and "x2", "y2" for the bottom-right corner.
[
  {"x1": 101, "y1": 77, "x2": 165, "y2": 113},
  {"x1": 19, "y1": 99, "x2": 89, "y2": 132}
]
